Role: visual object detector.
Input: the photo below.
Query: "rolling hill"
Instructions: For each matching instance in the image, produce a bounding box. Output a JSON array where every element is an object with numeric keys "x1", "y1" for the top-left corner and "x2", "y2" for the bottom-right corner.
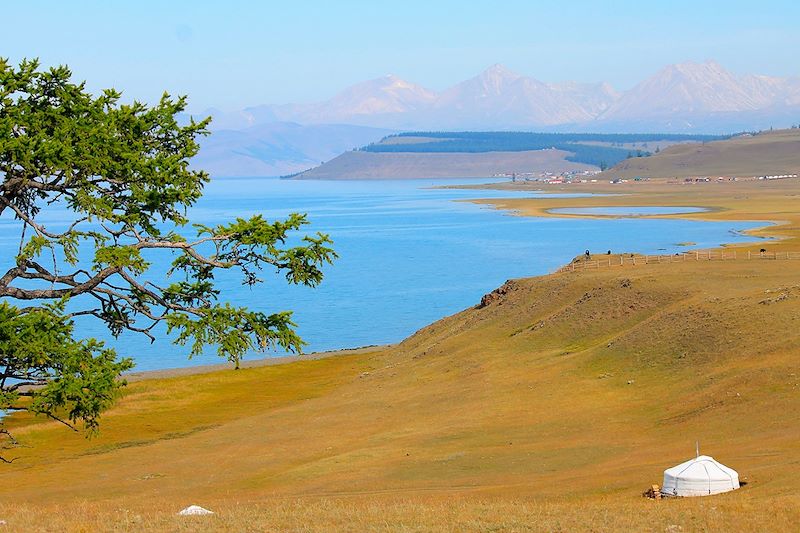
[
  {"x1": 2, "y1": 169, "x2": 800, "y2": 529},
  {"x1": 4, "y1": 243, "x2": 800, "y2": 530},
  {"x1": 291, "y1": 131, "x2": 725, "y2": 179},
  {"x1": 602, "y1": 128, "x2": 800, "y2": 179},
  {"x1": 291, "y1": 148, "x2": 594, "y2": 179}
]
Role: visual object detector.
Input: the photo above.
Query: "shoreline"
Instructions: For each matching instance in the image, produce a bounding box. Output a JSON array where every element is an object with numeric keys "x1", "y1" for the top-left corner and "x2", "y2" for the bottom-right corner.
[
  {"x1": 124, "y1": 344, "x2": 390, "y2": 382},
  {"x1": 121, "y1": 179, "x2": 797, "y2": 383},
  {"x1": 459, "y1": 178, "x2": 798, "y2": 252}
]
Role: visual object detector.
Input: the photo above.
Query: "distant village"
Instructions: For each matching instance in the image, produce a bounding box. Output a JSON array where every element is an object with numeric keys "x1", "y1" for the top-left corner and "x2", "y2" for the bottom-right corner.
[
  {"x1": 497, "y1": 170, "x2": 603, "y2": 184},
  {"x1": 497, "y1": 170, "x2": 799, "y2": 185}
]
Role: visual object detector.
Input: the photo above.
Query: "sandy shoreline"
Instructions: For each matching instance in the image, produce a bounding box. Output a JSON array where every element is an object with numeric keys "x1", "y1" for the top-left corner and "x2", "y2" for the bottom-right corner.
[
  {"x1": 124, "y1": 344, "x2": 390, "y2": 382},
  {"x1": 458, "y1": 178, "x2": 796, "y2": 250}
]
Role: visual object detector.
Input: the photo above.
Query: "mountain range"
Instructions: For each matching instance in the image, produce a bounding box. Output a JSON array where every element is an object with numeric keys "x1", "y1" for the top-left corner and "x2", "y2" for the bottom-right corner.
[
  {"x1": 202, "y1": 61, "x2": 800, "y2": 132},
  {"x1": 192, "y1": 60, "x2": 800, "y2": 176}
]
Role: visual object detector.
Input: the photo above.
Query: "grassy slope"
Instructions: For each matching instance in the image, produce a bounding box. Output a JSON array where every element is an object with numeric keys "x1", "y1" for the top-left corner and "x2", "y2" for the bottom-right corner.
[
  {"x1": 4, "y1": 250, "x2": 800, "y2": 531},
  {"x1": 2, "y1": 143, "x2": 800, "y2": 530},
  {"x1": 603, "y1": 129, "x2": 800, "y2": 179},
  {"x1": 293, "y1": 149, "x2": 593, "y2": 179}
]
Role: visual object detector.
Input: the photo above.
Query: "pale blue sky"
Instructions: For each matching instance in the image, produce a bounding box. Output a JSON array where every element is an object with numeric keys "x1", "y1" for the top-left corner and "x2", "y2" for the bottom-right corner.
[{"x1": 4, "y1": 1, "x2": 799, "y2": 111}]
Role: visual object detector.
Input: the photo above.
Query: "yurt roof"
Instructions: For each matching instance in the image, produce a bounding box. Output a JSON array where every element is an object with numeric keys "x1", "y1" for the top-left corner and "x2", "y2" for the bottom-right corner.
[{"x1": 664, "y1": 455, "x2": 738, "y2": 480}]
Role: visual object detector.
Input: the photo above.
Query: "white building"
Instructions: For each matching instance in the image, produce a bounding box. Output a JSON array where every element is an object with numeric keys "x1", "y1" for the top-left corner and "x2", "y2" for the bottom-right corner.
[{"x1": 661, "y1": 455, "x2": 740, "y2": 497}]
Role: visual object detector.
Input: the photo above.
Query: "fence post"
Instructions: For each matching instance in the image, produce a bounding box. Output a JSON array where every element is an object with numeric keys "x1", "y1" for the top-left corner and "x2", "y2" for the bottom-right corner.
[{"x1": 558, "y1": 250, "x2": 797, "y2": 273}]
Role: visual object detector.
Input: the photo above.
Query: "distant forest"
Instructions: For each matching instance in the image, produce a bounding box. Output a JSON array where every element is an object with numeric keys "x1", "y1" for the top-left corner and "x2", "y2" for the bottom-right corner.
[{"x1": 361, "y1": 131, "x2": 729, "y2": 168}]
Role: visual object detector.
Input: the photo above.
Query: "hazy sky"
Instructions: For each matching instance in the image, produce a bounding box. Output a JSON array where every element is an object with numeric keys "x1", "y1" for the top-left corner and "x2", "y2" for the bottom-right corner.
[{"x1": 4, "y1": 1, "x2": 799, "y2": 111}]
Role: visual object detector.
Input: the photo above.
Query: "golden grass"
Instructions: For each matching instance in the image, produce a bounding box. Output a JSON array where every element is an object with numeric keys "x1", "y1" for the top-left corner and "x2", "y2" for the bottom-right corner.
[
  {"x1": 2, "y1": 495, "x2": 800, "y2": 532},
  {"x1": 604, "y1": 128, "x2": 800, "y2": 179},
  {"x1": 2, "y1": 152, "x2": 800, "y2": 530}
]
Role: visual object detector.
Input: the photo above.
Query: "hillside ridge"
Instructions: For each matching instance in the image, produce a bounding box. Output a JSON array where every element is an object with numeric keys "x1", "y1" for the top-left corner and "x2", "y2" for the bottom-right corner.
[{"x1": 601, "y1": 128, "x2": 800, "y2": 179}]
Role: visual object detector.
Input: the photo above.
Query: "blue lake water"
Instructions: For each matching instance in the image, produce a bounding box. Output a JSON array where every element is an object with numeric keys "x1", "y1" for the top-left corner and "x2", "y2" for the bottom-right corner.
[
  {"x1": 0, "y1": 178, "x2": 764, "y2": 371},
  {"x1": 550, "y1": 206, "x2": 708, "y2": 216}
]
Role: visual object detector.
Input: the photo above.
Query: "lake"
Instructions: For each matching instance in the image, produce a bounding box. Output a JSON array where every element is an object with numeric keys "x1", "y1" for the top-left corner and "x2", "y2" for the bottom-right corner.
[{"x1": 0, "y1": 178, "x2": 764, "y2": 371}]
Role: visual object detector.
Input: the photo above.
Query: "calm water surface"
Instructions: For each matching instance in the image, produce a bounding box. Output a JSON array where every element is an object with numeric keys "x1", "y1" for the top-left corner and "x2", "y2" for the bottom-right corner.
[
  {"x1": 0, "y1": 178, "x2": 763, "y2": 371},
  {"x1": 550, "y1": 206, "x2": 708, "y2": 216}
]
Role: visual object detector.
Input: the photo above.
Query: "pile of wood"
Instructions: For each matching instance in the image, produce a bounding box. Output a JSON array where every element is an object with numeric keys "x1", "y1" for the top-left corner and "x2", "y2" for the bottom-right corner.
[{"x1": 642, "y1": 484, "x2": 662, "y2": 499}]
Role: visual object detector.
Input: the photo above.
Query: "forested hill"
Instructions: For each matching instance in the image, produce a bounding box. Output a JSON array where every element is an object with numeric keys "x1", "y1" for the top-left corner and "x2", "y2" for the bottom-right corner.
[
  {"x1": 360, "y1": 131, "x2": 728, "y2": 167},
  {"x1": 289, "y1": 131, "x2": 733, "y2": 179}
]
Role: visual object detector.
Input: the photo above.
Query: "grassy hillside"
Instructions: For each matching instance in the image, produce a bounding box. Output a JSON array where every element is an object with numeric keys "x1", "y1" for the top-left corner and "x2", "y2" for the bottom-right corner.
[
  {"x1": 603, "y1": 128, "x2": 800, "y2": 179},
  {"x1": 292, "y1": 149, "x2": 594, "y2": 179},
  {"x1": 2, "y1": 177, "x2": 800, "y2": 530},
  {"x1": 363, "y1": 132, "x2": 724, "y2": 167},
  {"x1": 291, "y1": 131, "x2": 724, "y2": 179}
]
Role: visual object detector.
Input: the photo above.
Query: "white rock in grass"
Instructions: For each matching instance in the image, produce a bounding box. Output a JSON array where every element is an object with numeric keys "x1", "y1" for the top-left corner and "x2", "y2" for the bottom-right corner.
[{"x1": 178, "y1": 505, "x2": 214, "y2": 516}]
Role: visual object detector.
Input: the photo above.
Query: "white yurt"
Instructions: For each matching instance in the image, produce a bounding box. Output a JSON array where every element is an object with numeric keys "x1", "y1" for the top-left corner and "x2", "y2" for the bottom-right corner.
[{"x1": 661, "y1": 455, "x2": 740, "y2": 497}]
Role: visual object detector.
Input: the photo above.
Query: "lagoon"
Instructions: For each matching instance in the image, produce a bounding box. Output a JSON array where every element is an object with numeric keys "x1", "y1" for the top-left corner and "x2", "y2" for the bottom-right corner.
[
  {"x1": 549, "y1": 206, "x2": 708, "y2": 216},
  {"x1": 0, "y1": 178, "x2": 763, "y2": 371}
]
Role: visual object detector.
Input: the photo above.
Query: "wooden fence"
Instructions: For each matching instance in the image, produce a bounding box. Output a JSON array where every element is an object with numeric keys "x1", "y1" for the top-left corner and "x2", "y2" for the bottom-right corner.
[{"x1": 555, "y1": 250, "x2": 800, "y2": 273}]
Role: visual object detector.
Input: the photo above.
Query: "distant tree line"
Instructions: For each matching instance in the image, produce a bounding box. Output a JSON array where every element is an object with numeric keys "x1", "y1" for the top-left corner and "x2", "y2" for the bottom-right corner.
[{"x1": 360, "y1": 131, "x2": 730, "y2": 167}]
